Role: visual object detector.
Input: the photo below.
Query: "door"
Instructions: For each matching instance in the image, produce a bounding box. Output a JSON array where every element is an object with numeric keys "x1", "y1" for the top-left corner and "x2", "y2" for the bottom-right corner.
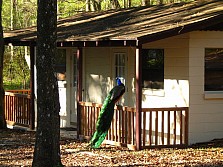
[
  {"x1": 55, "y1": 49, "x2": 67, "y2": 117},
  {"x1": 70, "y1": 49, "x2": 78, "y2": 125},
  {"x1": 114, "y1": 52, "x2": 128, "y2": 105}
]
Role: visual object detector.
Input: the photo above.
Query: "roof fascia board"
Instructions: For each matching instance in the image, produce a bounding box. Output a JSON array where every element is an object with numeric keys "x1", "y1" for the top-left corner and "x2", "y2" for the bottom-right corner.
[
  {"x1": 4, "y1": 38, "x2": 137, "y2": 47},
  {"x1": 57, "y1": 40, "x2": 137, "y2": 47},
  {"x1": 4, "y1": 39, "x2": 36, "y2": 46}
]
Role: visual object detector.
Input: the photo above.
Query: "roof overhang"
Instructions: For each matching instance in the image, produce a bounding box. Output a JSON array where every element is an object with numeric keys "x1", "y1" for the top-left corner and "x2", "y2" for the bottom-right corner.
[{"x1": 3, "y1": 0, "x2": 223, "y2": 47}]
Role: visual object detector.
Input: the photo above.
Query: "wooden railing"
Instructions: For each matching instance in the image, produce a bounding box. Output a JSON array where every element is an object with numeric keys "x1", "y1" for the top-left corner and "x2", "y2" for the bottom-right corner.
[
  {"x1": 141, "y1": 107, "x2": 188, "y2": 149},
  {"x1": 79, "y1": 102, "x2": 189, "y2": 150},
  {"x1": 6, "y1": 89, "x2": 31, "y2": 95},
  {"x1": 4, "y1": 91, "x2": 31, "y2": 127}
]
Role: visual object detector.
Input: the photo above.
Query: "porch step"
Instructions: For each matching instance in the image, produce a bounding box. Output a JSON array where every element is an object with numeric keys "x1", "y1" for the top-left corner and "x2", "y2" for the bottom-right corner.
[{"x1": 60, "y1": 127, "x2": 77, "y2": 139}]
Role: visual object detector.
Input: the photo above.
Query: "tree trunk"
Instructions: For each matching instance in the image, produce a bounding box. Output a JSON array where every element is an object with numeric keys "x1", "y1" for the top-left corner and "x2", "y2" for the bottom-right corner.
[
  {"x1": 92, "y1": 0, "x2": 102, "y2": 11},
  {"x1": 141, "y1": 0, "x2": 150, "y2": 6},
  {"x1": 0, "y1": 0, "x2": 7, "y2": 129},
  {"x1": 110, "y1": 0, "x2": 121, "y2": 9},
  {"x1": 86, "y1": 0, "x2": 91, "y2": 11},
  {"x1": 32, "y1": 0, "x2": 62, "y2": 166}
]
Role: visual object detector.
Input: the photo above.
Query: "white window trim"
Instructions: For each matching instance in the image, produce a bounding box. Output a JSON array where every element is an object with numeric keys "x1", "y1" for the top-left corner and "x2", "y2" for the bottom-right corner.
[{"x1": 204, "y1": 91, "x2": 223, "y2": 99}]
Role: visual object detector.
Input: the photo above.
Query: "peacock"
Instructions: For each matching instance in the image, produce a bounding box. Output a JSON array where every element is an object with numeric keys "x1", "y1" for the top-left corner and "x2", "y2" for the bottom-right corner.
[{"x1": 89, "y1": 78, "x2": 125, "y2": 148}]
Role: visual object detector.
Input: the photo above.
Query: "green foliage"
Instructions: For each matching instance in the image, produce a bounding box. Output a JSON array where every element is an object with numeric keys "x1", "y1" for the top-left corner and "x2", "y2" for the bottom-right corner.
[
  {"x1": 2, "y1": 0, "x2": 37, "y2": 30},
  {"x1": 3, "y1": 46, "x2": 30, "y2": 90},
  {"x1": 2, "y1": 0, "x2": 11, "y2": 30}
]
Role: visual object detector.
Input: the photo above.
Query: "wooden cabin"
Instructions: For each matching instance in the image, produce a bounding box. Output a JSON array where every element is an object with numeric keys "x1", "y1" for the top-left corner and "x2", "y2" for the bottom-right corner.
[{"x1": 4, "y1": 0, "x2": 223, "y2": 150}]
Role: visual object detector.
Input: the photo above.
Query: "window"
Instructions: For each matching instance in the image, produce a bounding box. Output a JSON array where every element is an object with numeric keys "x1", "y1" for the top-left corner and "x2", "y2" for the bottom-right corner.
[
  {"x1": 142, "y1": 49, "x2": 164, "y2": 89},
  {"x1": 205, "y1": 48, "x2": 223, "y2": 91},
  {"x1": 114, "y1": 53, "x2": 126, "y2": 84}
]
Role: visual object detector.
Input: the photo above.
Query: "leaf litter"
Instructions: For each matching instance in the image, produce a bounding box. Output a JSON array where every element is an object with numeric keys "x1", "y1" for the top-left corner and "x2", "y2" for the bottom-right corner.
[{"x1": 0, "y1": 129, "x2": 223, "y2": 166}]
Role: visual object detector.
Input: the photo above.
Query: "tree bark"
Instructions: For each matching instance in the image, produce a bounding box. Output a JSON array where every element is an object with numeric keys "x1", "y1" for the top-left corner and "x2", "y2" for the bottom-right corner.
[
  {"x1": 110, "y1": 0, "x2": 121, "y2": 9},
  {"x1": 142, "y1": 0, "x2": 150, "y2": 6},
  {"x1": 32, "y1": 0, "x2": 62, "y2": 166},
  {"x1": 0, "y1": 0, "x2": 7, "y2": 129}
]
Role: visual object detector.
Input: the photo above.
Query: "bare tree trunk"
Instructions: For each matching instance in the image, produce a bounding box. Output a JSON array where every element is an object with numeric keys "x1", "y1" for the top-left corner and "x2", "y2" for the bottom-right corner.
[
  {"x1": 142, "y1": 0, "x2": 150, "y2": 6},
  {"x1": 110, "y1": 0, "x2": 121, "y2": 9},
  {"x1": 32, "y1": 0, "x2": 62, "y2": 166},
  {"x1": 158, "y1": 0, "x2": 163, "y2": 4},
  {"x1": 127, "y1": 0, "x2": 132, "y2": 8},
  {"x1": 92, "y1": 0, "x2": 102, "y2": 11},
  {"x1": 0, "y1": 0, "x2": 7, "y2": 129},
  {"x1": 86, "y1": 0, "x2": 91, "y2": 11}
]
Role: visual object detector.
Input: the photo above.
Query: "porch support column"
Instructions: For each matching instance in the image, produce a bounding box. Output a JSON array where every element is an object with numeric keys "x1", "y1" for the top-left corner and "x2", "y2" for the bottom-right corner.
[
  {"x1": 76, "y1": 47, "x2": 83, "y2": 138},
  {"x1": 135, "y1": 43, "x2": 142, "y2": 150},
  {"x1": 29, "y1": 44, "x2": 35, "y2": 130}
]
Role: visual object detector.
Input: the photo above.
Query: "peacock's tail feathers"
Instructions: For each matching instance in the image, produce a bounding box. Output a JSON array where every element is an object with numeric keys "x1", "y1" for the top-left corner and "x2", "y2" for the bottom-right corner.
[
  {"x1": 88, "y1": 78, "x2": 125, "y2": 149},
  {"x1": 89, "y1": 130, "x2": 108, "y2": 149}
]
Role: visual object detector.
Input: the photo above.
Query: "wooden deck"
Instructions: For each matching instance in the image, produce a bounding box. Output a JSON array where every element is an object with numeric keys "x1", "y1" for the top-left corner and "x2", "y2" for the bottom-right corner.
[
  {"x1": 79, "y1": 102, "x2": 189, "y2": 150},
  {"x1": 4, "y1": 90, "x2": 32, "y2": 128}
]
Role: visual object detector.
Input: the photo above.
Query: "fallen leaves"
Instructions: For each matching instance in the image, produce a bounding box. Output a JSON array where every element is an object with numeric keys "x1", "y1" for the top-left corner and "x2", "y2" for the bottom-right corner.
[{"x1": 1, "y1": 129, "x2": 223, "y2": 166}]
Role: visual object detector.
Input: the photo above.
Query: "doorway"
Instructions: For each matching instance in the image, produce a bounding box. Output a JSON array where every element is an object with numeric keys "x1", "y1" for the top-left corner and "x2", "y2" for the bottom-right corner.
[{"x1": 70, "y1": 49, "x2": 78, "y2": 125}]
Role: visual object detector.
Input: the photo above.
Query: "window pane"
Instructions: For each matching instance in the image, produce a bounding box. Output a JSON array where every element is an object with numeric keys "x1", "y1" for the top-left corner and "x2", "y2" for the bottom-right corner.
[
  {"x1": 114, "y1": 53, "x2": 125, "y2": 84},
  {"x1": 142, "y1": 49, "x2": 164, "y2": 89},
  {"x1": 205, "y1": 48, "x2": 223, "y2": 91}
]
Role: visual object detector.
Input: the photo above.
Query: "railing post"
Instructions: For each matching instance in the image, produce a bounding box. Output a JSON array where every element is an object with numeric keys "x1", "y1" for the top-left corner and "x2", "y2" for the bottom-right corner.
[
  {"x1": 29, "y1": 44, "x2": 35, "y2": 130},
  {"x1": 185, "y1": 108, "x2": 189, "y2": 145},
  {"x1": 77, "y1": 47, "x2": 83, "y2": 139},
  {"x1": 135, "y1": 43, "x2": 142, "y2": 150}
]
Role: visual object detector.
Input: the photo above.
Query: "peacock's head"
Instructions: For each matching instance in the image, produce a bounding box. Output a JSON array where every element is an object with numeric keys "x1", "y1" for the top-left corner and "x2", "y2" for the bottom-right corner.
[{"x1": 116, "y1": 77, "x2": 123, "y2": 86}]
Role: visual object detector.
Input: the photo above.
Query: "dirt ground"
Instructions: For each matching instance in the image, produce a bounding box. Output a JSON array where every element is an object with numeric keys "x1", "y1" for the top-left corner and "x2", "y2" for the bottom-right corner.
[{"x1": 0, "y1": 129, "x2": 223, "y2": 167}]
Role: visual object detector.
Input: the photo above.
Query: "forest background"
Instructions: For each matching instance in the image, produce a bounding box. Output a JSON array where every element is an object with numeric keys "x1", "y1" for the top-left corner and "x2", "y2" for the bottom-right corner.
[{"x1": 2, "y1": 0, "x2": 193, "y2": 90}]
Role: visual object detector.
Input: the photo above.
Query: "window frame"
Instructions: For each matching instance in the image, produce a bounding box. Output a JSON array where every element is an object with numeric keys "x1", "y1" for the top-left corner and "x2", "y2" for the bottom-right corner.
[
  {"x1": 204, "y1": 48, "x2": 223, "y2": 99},
  {"x1": 142, "y1": 48, "x2": 164, "y2": 91},
  {"x1": 114, "y1": 52, "x2": 126, "y2": 85}
]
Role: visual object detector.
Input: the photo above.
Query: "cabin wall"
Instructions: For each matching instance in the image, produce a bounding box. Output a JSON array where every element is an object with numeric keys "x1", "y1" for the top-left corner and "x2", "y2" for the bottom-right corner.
[
  {"x1": 82, "y1": 31, "x2": 223, "y2": 145},
  {"x1": 83, "y1": 47, "x2": 113, "y2": 104},
  {"x1": 188, "y1": 31, "x2": 223, "y2": 144},
  {"x1": 141, "y1": 33, "x2": 189, "y2": 108},
  {"x1": 83, "y1": 47, "x2": 136, "y2": 106},
  {"x1": 83, "y1": 36, "x2": 190, "y2": 108},
  {"x1": 138, "y1": 34, "x2": 190, "y2": 145}
]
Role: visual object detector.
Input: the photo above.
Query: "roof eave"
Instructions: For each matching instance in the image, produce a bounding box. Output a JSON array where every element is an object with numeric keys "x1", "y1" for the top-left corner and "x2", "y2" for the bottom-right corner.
[{"x1": 137, "y1": 13, "x2": 223, "y2": 44}]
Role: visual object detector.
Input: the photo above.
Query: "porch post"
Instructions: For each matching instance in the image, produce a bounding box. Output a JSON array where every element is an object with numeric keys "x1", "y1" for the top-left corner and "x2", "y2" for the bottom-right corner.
[
  {"x1": 29, "y1": 44, "x2": 35, "y2": 130},
  {"x1": 76, "y1": 47, "x2": 83, "y2": 138},
  {"x1": 135, "y1": 43, "x2": 142, "y2": 150}
]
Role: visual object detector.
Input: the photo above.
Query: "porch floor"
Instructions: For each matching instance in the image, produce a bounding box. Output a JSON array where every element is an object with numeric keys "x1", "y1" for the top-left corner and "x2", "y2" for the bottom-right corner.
[
  {"x1": 7, "y1": 124, "x2": 78, "y2": 140},
  {"x1": 60, "y1": 127, "x2": 77, "y2": 139}
]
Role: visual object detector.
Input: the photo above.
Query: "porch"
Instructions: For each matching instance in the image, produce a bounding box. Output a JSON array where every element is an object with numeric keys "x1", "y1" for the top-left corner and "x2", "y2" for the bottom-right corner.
[
  {"x1": 79, "y1": 102, "x2": 189, "y2": 150},
  {"x1": 4, "y1": 90, "x2": 34, "y2": 128},
  {"x1": 4, "y1": 90, "x2": 189, "y2": 150}
]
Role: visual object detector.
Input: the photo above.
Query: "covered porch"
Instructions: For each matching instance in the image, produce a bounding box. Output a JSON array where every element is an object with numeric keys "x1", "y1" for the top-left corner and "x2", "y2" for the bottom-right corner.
[
  {"x1": 4, "y1": 90, "x2": 188, "y2": 150},
  {"x1": 79, "y1": 102, "x2": 188, "y2": 150}
]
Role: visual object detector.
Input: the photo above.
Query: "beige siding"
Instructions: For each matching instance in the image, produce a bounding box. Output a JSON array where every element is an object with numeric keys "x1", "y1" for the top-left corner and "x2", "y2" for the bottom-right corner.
[
  {"x1": 84, "y1": 47, "x2": 113, "y2": 104},
  {"x1": 127, "y1": 47, "x2": 137, "y2": 107},
  {"x1": 142, "y1": 34, "x2": 189, "y2": 108},
  {"x1": 83, "y1": 47, "x2": 132, "y2": 106},
  {"x1": 139, "y1": 35, "x2": 190, "y2": 144},
  {"x1": 189, "y1": 31, "x2": 223, "y2": 144}
]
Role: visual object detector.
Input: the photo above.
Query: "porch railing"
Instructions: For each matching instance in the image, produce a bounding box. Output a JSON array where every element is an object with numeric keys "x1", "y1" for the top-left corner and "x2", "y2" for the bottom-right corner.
[
  {"x1": 4, "y1": 90, "x2": 31, "y2": 127},
  {"x1": 79, "y1": 102, "x2": 189, "y2": 150},
  {"x1": 6, "y1": 89, "x2": 31, "y2": 95}
]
